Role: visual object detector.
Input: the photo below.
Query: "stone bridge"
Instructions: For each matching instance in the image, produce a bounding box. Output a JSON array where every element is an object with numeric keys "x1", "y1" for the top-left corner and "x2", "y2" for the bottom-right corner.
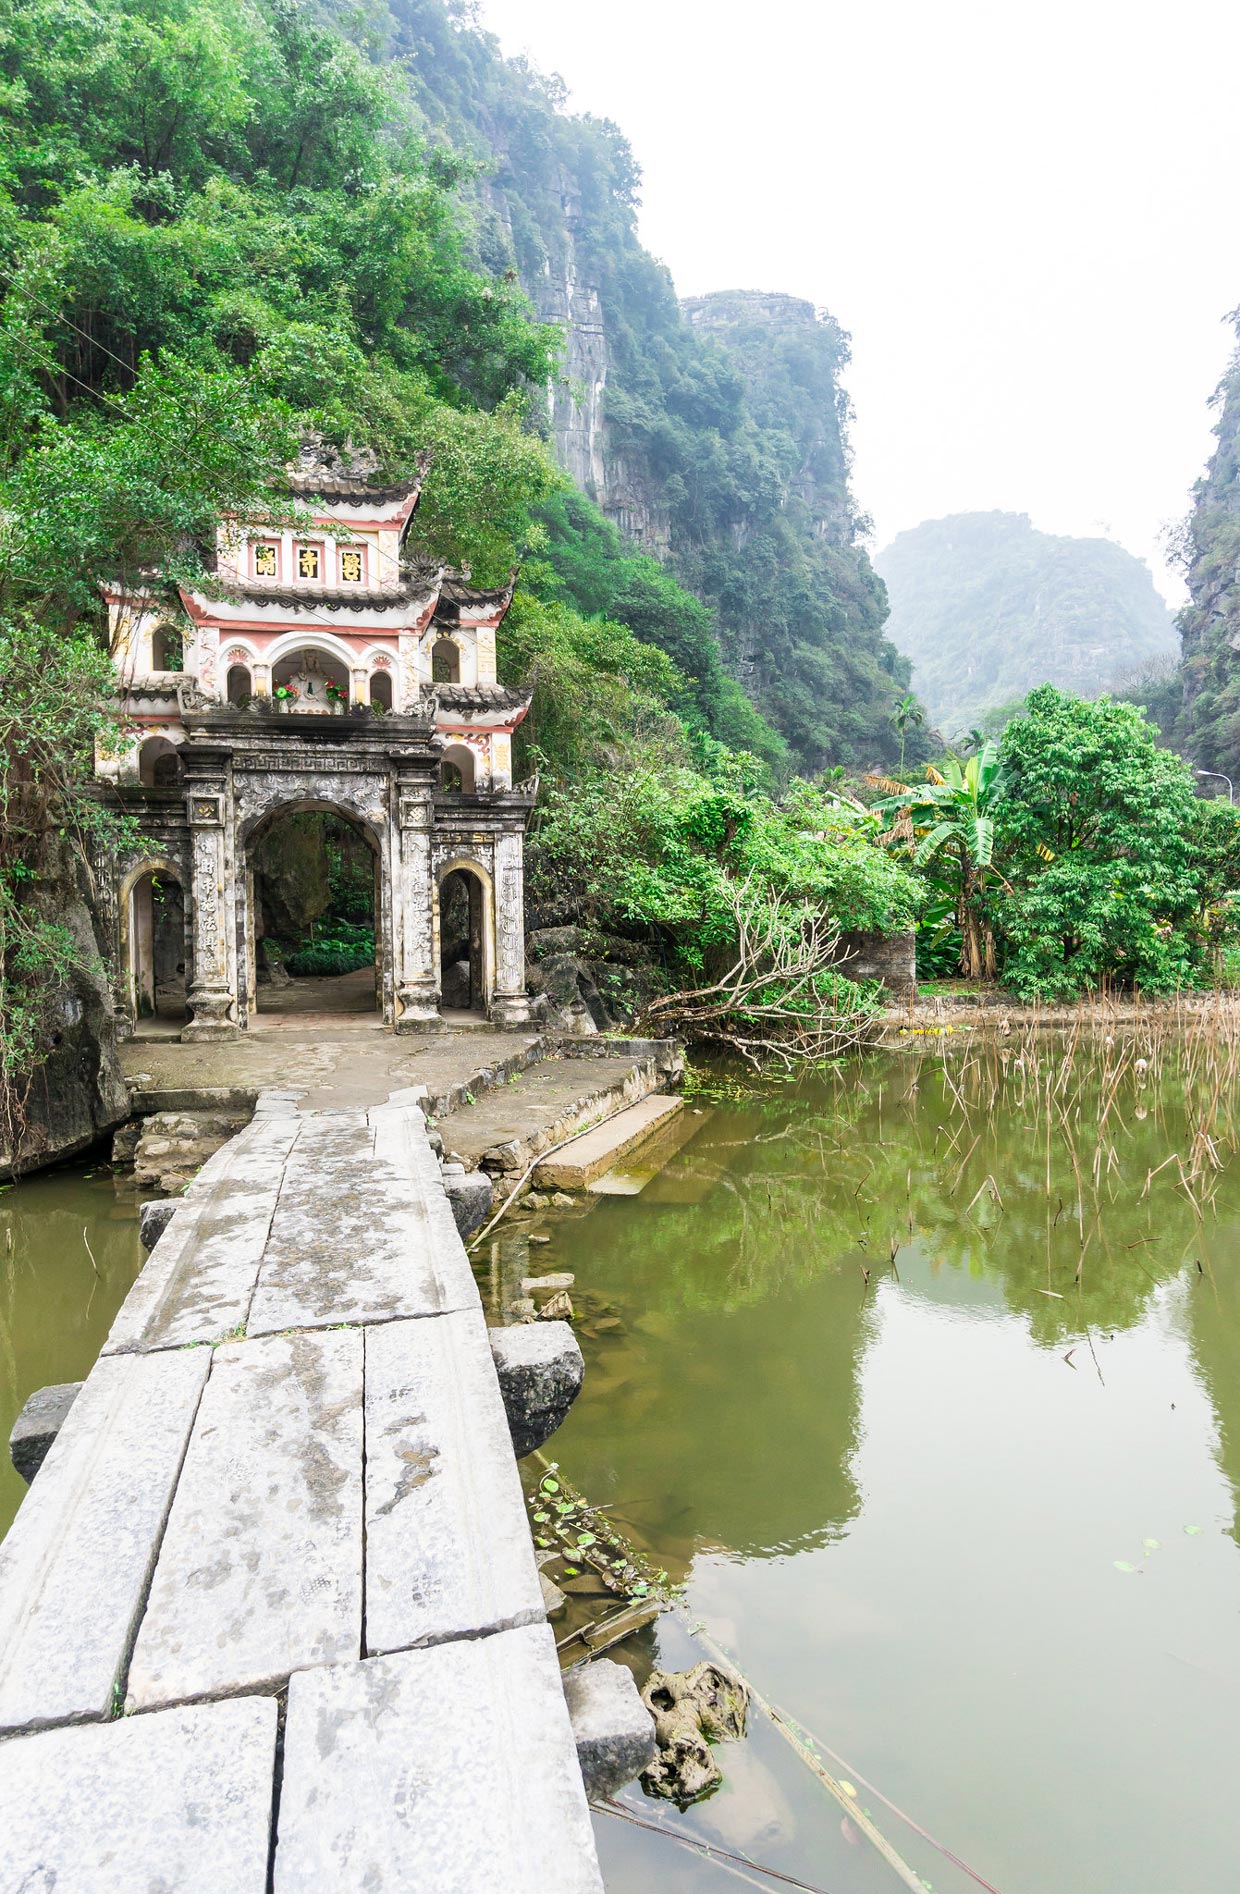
[{"x1": 0, "y1": 1094, "x2": 617, "y2": 1889}]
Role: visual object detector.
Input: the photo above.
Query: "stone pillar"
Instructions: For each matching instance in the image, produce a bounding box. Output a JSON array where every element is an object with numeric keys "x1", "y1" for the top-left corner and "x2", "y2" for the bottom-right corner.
[
  {"x1": 350, "y1": 667, "x2": 368, "y2": 707},
  {"x1": 489, "y1": 827, "x2": 532, "y2": 1027},
  {"x1": 182, "y1": 783, "x2": 239, "y2": 1041},
  {"x1": 393, "y1": 787, "x2": 439, "y2": 1031}
]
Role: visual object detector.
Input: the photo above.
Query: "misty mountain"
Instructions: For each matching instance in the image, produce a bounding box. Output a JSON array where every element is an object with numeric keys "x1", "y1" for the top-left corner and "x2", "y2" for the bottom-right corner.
[
  {"x1": 322, "y1": 0, "x2": 918, "y2": 771},
  {"x1": 875, "y1": 511, "x2": 1179, "y2": 736}
]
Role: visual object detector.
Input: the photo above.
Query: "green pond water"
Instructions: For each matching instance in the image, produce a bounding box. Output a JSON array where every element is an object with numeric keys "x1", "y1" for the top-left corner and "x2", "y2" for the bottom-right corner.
[
  {"x1": 5, "y1": 1035, "x2": 1240, "y2": 1892},
  {"x1": 489, "y1": 1034, "x2": 1240, "y2": 1893},
  {"x1": 0, "y1": 1163, "x2": 144, "y2": 1536}
]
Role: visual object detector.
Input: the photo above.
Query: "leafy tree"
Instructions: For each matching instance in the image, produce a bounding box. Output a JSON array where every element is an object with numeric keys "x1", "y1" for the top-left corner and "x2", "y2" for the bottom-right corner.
[
  {"x1": 993, "y1": 687, "x2": 1201, "y2": 999},
  {"x1": 889, "y1": 692, "x2": 924, "y2": 772}
]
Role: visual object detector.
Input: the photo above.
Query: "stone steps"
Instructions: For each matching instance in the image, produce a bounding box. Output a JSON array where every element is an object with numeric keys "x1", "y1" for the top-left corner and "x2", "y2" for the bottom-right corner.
[
  {"x1": 535, "y1": 1093, "x2": 685, "y2": 1188},
  {"x1": 438, "y1": 1043, "x2": 679, "y2": 1176}
]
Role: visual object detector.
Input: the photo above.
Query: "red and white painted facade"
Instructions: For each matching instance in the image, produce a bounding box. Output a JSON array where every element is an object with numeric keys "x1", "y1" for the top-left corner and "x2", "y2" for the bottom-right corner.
[{"x1": 101, "y1": 464, "x2": 530, "y2": 795}]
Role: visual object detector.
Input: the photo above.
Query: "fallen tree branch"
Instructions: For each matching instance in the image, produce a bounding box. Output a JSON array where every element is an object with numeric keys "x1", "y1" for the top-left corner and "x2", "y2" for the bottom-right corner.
[{"x1": 634, "y1": 874, "x2": 876, "y2": 1071}]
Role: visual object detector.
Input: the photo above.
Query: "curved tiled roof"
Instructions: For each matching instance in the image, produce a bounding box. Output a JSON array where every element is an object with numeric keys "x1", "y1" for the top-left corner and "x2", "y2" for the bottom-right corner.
[
  {"x1": 203, "y1": 573, "x2": 439, "y2": 613},
  {"x1": 433, "y1": 683, "x2": 532, "y2": 712},
  {"x1": 284, "y1": 472, "x2": 421, "y2": 506}
]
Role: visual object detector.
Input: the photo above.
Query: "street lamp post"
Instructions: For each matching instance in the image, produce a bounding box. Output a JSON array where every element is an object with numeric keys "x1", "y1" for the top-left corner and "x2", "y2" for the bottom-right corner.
[{"x1": 1195, "y1": 768, "x2": 1235, "y2": 804}]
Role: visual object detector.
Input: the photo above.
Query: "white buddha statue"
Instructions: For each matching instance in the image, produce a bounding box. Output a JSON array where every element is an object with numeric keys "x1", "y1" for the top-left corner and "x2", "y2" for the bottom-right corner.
[{"x1": 280, "y1": 651, "x2": 341, "y2": 714}]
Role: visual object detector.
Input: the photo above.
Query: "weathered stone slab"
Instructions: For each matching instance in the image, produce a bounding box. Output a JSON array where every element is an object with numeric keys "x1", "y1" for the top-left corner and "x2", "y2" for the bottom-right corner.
[
  {"x1": 441, "y1": 1162, "x2": 493, "y2": 1237},
  {"x1": 127, "y1": 1328, "x2": 363, "y2": 1710},
  {"x1": 104, "y1": 1112, "x2": 304, "y2": 1353},
  {"x1": 589, "y1": 1102, "x2": 711, "y2": 1196},
  {"x1": 563, "y1": 1658, "x2": 657, "y2": 1796},
  {"x1": 274, "y1": 1626, "x2": 603, "y2": 1891},
  {"x1": 488, "y1": 1321, "x2": 584, "y2": 1457},
  {"x1": 0, "y1": 1695, "x2": 276, "y2": 1891},
  {"x1": 0, "y1": 1349, "x2": 210, "y2": 1733},
  {"x1": 535, "y1": 1094, "x2": 685, "y2": 1188},
  {"x1": 130, "y1": 1085, "x2": 258, "y2": 1114},
  {"x1": 8, "y1": 1379, "x2": 81, "y2": 1483},
  {"x1": 364, "y1": 1310, "x2": 543, "y2": 1655},
  {"x1": 245, "y1": 1107, "x2": 477, "y2": 1336}
]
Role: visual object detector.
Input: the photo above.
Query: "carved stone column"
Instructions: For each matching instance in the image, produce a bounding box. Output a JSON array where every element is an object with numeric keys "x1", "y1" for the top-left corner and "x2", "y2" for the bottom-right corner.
[
  {"x1": 394, "y1": 785, "x2": 439, "y2": 1030},
  {"x1": 182, "y1": 780, "x2": 239, "y2": 1041},
  {"x1": 489, "y1": 825, "x2": 532, "y2": 1027}
]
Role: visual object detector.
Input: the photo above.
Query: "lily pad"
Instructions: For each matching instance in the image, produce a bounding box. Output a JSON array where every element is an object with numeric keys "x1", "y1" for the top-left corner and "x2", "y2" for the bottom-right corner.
[
  {"x1": 1184, "y1": 1524, "x2": 1205, "y2": 1535},
  {"x1": 1113, "y1": 1560, "x2": 1138, "y2": 1573},
  {"x1": 1142, "y1": 1538, "x2": 1161, "y2": 1554}
]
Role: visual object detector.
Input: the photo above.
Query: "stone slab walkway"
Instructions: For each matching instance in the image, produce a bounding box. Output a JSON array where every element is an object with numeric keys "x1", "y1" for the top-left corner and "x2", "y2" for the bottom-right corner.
[
  {"x1": 0, "y1": 1094, "x2": 602, "y2": 1890},
  {"x1": 121, "y1": 1019, "x2": 546, "y2": 1113}
]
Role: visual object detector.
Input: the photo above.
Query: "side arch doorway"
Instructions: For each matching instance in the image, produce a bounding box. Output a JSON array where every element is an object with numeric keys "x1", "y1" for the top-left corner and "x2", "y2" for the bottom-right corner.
[
  {"x1": 127, "y1": 868, "x2": 188, "y2": 1029},
  {"x1": 242, "y1": 805, "x2": 386, "y2": 1021},
  {"x1": 437, "y1": 865, "x2": 491, "y2": 1016}
]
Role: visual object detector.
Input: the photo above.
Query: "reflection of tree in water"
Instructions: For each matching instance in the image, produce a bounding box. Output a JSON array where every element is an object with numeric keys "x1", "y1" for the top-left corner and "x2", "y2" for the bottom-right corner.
[
  {"x1": 670, "y1": 1023, "x2": 1240, "y2": 1345},
  {"x1": 558, "y1": 1021, "x2": 1240, "y2": 1563}
]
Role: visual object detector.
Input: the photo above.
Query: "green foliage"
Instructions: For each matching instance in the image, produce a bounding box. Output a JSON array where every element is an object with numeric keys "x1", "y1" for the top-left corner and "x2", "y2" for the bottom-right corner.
[
  {"x1": 530, "y1": 761, "x2": 921, "y2": 978},
  {"x1": 0, "y1": 0, "x2": 924, "y2": 1086},
  {"x1": 0, "y1": 615, "x2": 136, "y2": 1144},
  {"x1": 993, "y1": 688, "x2": 1202, "y2": 1000},
  {"x1": 876, "y1": 512, "x2": 1179, "y2": 737},
  {"x1": 529, "y1": 489, "x2": 789, "y2": 770},
  {"x1": 1176, "y1": 323, "x2": 1240, "y2": 775},
  {"x1": 877, "y1": 685, "x2": 1237, "y2": 1000},
  {"x1": 286, "y1": 921, "x2": 375, "y2": 975},
  {"x1": 874, "y1": 743, "x2": 1004, "y2": 978},
  {"x1": 499, "y1": 588, "x2": 690, "y2": 779}
]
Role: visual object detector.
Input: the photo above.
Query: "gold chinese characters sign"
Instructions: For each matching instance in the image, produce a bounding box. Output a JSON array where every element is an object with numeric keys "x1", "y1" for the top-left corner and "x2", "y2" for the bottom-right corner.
[
  {"x1": 253, "y1": 544, "x2": 277, "y2": 578},
  {"x1": 297, "y1": 545, "x2": 321, "y2": 579},
  {"x1": 340, "y1": 548, "x2": 364, "y2": 583}
]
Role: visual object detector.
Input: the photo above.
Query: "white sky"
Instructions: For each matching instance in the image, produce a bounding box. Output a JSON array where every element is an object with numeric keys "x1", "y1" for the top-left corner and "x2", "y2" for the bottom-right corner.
[{"x1": 476, "y1": 0, "x2": 1240, "y2": 605}]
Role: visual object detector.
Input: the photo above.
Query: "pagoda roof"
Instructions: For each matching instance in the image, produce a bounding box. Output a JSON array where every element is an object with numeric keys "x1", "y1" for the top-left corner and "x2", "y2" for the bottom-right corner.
[
  {"x1": 195, "y1": 566, "x2": 441, "y2": 615},
  {"x1": 284, "y1": 471, "x2": 423, "y2": 507},
  {"x1": 283, "y1": 441, "x2": 429, "y2": 510},
  {"x1": 433, "y1": 569, "x2": 518, "y2": 624},
  {"x1": 433, "y1": 683, "x2": 532, "y2": 714}
]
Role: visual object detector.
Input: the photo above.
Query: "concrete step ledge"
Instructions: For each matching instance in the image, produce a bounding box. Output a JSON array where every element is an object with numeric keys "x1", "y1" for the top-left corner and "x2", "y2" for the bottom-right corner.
[{"x1": 536, "y1": 1095, "x2": 685, "y2": 1189}]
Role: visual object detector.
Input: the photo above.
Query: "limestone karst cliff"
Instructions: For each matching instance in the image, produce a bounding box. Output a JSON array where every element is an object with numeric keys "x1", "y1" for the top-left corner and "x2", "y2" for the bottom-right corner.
[
  {"x1": 329, "y1": 0, "x2": 915, "y2": 769},
  {"x1": 876, "y1": 511, "x2": 1179, "y2": 737},
  {"x1": 1177, "y1": 319, "x2": 1240, "y2": 774}
]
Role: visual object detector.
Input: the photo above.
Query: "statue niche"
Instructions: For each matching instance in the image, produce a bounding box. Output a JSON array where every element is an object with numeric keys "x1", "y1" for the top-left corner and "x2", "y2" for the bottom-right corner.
[{"x1": 273, "y1": 648, "x2": 347, "y2": 715}]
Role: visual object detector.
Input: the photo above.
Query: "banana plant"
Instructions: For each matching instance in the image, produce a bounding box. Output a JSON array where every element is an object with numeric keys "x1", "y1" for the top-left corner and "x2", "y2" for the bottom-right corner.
[{"x1": 872, "y1": 742, "x2": 1006, "y2": 979}]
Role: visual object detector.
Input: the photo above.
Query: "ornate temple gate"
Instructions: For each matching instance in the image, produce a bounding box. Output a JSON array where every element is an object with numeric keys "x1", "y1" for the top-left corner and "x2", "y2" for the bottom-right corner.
[
  {"x1": 102, "y1": 704, "x2": 534, "y2": 1041},
  {"x1": 96, "y1": 452, "x2": 537, "y2": 1041}
]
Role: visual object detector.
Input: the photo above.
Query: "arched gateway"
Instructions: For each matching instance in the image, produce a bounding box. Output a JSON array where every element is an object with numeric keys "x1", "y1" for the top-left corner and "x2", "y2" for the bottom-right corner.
[{"x1": 94, "y1": 449, "x2": 536, "y2": 1038}]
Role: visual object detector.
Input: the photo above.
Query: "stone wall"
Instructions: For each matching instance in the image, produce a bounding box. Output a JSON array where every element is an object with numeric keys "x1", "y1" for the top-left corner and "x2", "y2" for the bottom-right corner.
[
  {"x1": 0, "y1": 839, "x2": 130, "y2": 1178},
  {"x1": 836, "y1": 930, "x2": 916, "y2": 998}
]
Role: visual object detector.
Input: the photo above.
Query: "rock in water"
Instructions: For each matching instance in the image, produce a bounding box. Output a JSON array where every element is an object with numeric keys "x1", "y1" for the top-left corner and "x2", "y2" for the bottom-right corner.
[
  {"x1": 563, "y1": 1659, "x2": 657, "y2": 1796},
  {"x1": 640, "y1": 1661, "x2": 749, "y2": 1805}
]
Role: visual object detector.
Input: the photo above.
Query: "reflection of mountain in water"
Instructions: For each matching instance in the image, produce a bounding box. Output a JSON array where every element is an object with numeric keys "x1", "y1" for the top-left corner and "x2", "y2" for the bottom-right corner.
[
  {"x1": 552, "y1": 1037, "x2": 1240, "y2": 1568},
  {"x1": 1184, "y1": 1219, "x2": 1240, "y2": 1545}
]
